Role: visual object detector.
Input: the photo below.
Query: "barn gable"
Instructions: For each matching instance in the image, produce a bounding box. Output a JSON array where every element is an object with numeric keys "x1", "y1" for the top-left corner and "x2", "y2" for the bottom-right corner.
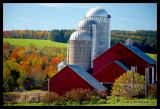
[
  {"x1": 48, "y1": 64, "x2": 107, "y2": 94},
  {"x1": 93, "y1": 61, "x2": 129, "y2": 83},
  {"x1": 68, "y1": 65, "x2": 107, "y2": 91},
  {"x1": 114, "y1": 61, "x2": 129, "y2": 71}
]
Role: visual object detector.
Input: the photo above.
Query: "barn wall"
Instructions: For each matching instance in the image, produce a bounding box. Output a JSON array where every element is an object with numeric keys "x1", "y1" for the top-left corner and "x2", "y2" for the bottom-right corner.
[
  {"x1": 49, "y1": 66, "x2": 93, "y2": 95},
  {"x1": 93, "y1": 43, "x2": 149, "y2": 75},
  {"x1": 93, "y1": 61, "x2": 127, "y2": 83}
]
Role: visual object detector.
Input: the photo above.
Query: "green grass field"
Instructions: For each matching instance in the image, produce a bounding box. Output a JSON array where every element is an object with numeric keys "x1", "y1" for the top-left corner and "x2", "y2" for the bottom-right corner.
[
  {"x1": 3, "y1": 38, "x2": 67, "y2": 48},
  {"x1": 146, "y1": 53, "x2": 157, "y2": 61},
  {"x1": 4, "y1": 98, "x2": 157, "y2": 106}
]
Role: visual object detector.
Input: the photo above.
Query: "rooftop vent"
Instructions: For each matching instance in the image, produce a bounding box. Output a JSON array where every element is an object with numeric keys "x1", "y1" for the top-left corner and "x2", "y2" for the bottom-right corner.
[{"x1": 125, "y1": 39, "x2": 133, "y2": 46}]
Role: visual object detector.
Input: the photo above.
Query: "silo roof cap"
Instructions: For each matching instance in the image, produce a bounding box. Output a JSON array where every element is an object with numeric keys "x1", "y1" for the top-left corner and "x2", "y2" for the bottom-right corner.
[
  {"x1": 86, "y1": 7, "x2": 108, "y2": 17},
  {"x1": 78, "y1": 18, "x2": 97, "y2": 28},
  {"x1": 69, "y1": 30, "x2": 91, "y2": 41}
]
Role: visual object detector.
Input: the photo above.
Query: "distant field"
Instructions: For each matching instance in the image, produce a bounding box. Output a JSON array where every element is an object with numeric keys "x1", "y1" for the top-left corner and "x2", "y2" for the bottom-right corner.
[
  {"x1": 146, "y1": 53, "x2": 157, "y2": 61},
  {"x1": 3, "y1": 38, "x2": 157, "y2": 60},
  {"x1": 3, "y1": 38, "x2": 67, "y2": 48}
]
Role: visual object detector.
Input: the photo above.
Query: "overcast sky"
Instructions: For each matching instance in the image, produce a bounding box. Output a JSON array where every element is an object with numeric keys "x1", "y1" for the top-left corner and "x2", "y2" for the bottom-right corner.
[{"x1": 3, "y1": 3, "x2": 157, "y2": 31}]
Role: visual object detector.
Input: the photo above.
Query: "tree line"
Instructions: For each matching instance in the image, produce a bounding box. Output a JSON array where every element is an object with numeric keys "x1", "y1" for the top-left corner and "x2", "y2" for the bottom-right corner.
[
  {"x1": 3, "y1": 30, "x2": 50, "y2": 40},
  {"x1": 111, "y1": 30, "x2": 157, "y2": 53},
  {"x1": 3, "y1": 30, "x2": 157, "y2": 53}
]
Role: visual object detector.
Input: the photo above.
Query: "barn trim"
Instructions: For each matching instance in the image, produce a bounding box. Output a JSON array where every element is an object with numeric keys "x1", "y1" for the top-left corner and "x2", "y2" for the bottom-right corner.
[{"x1": 114, "y1": 61, "x2": 130, "y2": 71}]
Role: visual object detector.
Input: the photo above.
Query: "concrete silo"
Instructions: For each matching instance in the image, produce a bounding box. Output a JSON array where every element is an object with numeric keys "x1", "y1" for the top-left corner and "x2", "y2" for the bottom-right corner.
[
  {"x1": 67, "y1": 7, "x2": 111, "y2": 71},
  {"x1": 78, "y1": 18, "x2": 97, "y2": 68},
  {"x1": 86, "y1": 7, "x2": 111, "y2": 64},
  {"x1": 67, "y1": 30, "x2": 91, "y2": 71}
]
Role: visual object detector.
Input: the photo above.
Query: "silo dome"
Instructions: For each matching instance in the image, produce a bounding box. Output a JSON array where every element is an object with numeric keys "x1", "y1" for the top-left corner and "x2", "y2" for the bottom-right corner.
[
  {"x1": 86, "y1": 7, "x2": 108, "y2": 17},
  {"x1": 69, "y1": 30, "x2": 91, "y2": 41},
  {"x1": 78, "y1": 18, "x2": 97, "y2": 28}
]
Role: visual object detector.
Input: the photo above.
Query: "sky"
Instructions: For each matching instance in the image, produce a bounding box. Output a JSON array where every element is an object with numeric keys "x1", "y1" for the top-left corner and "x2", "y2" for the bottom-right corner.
[{"x1": 3, "y1": 3, "x2": 157, "y2": 31}]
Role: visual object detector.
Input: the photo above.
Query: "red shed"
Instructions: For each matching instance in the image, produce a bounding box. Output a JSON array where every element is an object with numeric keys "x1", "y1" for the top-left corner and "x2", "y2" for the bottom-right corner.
[
  {"x1": 48, "y1": 65, "x2": 107, "y2": 95},
  {"x1": 93, "y1": 42, "x2": 157, "y2": 83}
]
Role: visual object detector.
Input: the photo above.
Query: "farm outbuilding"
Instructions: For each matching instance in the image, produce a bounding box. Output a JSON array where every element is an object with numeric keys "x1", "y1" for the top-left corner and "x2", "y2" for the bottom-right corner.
[
  {"x1": 92, "y1": 42, "x2": 157, "y2": 84},
  {"x1": 48, "y1": 64, "x2": 107, "y2": 95},
  {"x1": 93, "y1": 60, "x2": 129, "y2": 84}
]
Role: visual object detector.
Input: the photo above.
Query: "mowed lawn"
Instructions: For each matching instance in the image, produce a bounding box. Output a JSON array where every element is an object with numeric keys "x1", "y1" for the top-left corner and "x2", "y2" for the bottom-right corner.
[{"x1": 3, "y1": 38, "x2": 67, "y2": 48}]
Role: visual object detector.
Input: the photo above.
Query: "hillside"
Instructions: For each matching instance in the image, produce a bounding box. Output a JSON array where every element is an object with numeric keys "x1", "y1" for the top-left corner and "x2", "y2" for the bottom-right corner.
[
  {"x1": 3, "y1": 38, "x2": 156, "y2": 60},
  {"x1": 3, "y1": 40, "x2": 67, "y2": 92},
  {"x1": 3, "y1": 30, "x2": 157, "y2": 53},
  {"x1": 3, "y1": 38, "x2": 67, "y2": 48}
]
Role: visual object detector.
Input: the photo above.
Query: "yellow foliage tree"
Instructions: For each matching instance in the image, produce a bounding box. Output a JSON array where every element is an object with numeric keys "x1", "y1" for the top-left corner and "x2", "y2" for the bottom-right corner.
[{"x1": 111, "y1": 71, "x2": 145, "y2": 98}]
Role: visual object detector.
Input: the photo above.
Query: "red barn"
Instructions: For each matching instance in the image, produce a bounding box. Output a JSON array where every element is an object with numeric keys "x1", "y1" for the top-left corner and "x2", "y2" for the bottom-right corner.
[
  {"x1": 48, "y1": 65, "x2": 107, "y2": 94},
  {"x1": 93, "y1": 42, "x2": 157, "y2": 84},
  {"x1": 48, "y1": 42, "x2": 156, "y2": 94},
  {"x1": 93, "y1": 60, "x2": 129, "y2": 84}
]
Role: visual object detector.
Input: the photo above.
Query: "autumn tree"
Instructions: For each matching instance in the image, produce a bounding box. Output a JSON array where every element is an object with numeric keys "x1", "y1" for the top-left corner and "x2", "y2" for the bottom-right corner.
[
  {"x1": 3, "y1": 60, "x2": 21, "y2": 92},
  {"x1": 111, "y1": 71, "x2": 145, "y2": 98},
  {"x1": 3, "y1": 42, "x2": 12, "y2": 60},
  {"x1": 17, "y1": 70, "x2": 27, "y2": 91},
  {"x1": 44, "y1": 65, "x2": 57, "y2": 78},
  {"x1": 3, "y1": 42, "x2": 67, "y2": 91}
]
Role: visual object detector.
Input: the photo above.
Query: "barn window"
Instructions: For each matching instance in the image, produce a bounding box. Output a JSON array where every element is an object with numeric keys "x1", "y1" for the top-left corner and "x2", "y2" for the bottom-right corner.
[{"x1": 117, "y1": 50, "x2": 122, "y2": 54}]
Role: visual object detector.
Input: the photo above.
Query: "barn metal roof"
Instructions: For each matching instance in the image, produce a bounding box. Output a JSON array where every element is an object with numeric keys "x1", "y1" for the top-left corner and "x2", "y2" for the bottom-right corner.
[
  {"x1": 126, "y1": 45, "x2": 156, "y2": 65},
  {"x1": 68, "y1": 64, "x2": 107, "y2": 91},
  {"x1": 114, "y1": 61, "x2": 129, "y2": 71}
]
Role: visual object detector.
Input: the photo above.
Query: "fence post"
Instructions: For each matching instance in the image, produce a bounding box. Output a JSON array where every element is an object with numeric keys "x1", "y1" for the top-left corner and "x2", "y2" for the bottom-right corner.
[
  {"x1": 145, "y1": 68, "x2": 149, "y2": 96},
  {"x1": 152, "y1": 67, "x2": 154, "y2": 84},
  {"x1": 25, "y1": 94, "x2": 26, "y2": 102},
  {"x1": 38, "y1": 93, "x2": 39, "y2": 102}
]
